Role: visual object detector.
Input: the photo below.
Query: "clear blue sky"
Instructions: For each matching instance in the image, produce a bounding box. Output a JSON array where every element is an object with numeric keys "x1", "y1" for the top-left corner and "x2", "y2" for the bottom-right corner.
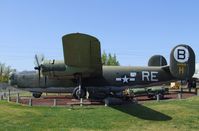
[{"x1": 0, "y1": 0, "x2": 198, "y2": 71}]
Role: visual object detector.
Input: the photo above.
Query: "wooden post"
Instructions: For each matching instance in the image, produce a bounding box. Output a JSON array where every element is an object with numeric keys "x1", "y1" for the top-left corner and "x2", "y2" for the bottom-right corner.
[
  {"x1": 104, "y1": 98, "x2": 108, "y2": 107},
  {"x1": 178, "y1": 93, "x2": 182, "y2": 99},
  {"x1": 156, "y1": 94, "x2": 160, "y2": 102},
  {"x1": 16, "y1": 93, "x2": 19, "y2": 103},
  {"x1": 178, "y1": 85, "x2": 183, "y2": 99},
  {"x1": 180, "y1": 87, "x2": 183, "y2": 93},
  {"x1": 80, "y1": 98, "x2": 83, "y2": 107},
  {"x1": 53, "y1": 99, "x2": 57, "y2": 107},
  {"x1": 133, "y1": 98, "x2": 138, "y2": 104},
  {"x1": 7, "y1": 90, "x2": 10, "y2": 102},
  {"x1": 8, "y1": 89, "x2": 10, "y2": 96},
  {"x1": 29, "y1": 98, "x2": 32, "y2": 106},
  {"x1": 196, "y1": 88, "x2": 199, "y2": 96},
  {"x1": 86, "y1": 91, "x2": 89, "y2": 99},
  {"x1": 7, "y1": 96, "x2": 10, "y2": 102},
  {"x1": 0, "y1": 94, "x2": 3, "y2": 100},
  {"x1": 3, "y1": 92, "x2": 6, "y2": 99},
  {"x1": 189, "y1": 87, "x2": 191, "y2": 93}
]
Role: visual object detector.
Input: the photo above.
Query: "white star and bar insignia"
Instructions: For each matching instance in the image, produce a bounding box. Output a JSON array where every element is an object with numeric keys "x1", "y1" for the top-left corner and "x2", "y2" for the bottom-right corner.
[
  {"x1": 116, "y1": 72, "x2": 137, "y2": 83},
  {"x1": 122, "y1": 75, "x2": 129, "y2": 83}
]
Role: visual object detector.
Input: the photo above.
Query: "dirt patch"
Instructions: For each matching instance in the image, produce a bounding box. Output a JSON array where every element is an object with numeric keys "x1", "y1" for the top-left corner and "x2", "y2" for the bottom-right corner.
[
  {"x1": 10, "y1": 95, "x2": 103, "y2": 106},
  {"x1": 8, "y1": 91, "x2": 197, "y2": 106}
]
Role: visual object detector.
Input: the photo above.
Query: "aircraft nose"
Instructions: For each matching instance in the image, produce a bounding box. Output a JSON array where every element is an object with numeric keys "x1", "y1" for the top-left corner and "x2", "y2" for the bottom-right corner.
[{"x1": 8, "y1": 72, "x2": 17, "y2": 85}]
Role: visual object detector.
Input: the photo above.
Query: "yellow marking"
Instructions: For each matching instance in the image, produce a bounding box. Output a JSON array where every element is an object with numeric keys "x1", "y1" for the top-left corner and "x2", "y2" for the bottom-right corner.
[
  {"x1": 177, "y1": 63, "x2": 186, "y2": 66},
  {"x1": 178, "y1": 66, "x2": 184, "y2": 75},
  {"x1": 177, "y1": 63, "x2": 187, "y2": 75}
]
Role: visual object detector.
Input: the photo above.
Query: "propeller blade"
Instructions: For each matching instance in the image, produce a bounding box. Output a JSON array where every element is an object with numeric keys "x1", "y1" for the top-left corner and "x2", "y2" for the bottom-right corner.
[
  {"x1": 34, "y1": 54, "x2": 45, "y2": 88},
  {"x1": 34, "y1": 54, "x2": 45, "y2": 68},
  {"x1": 34, "y1": 55, "x2": 40, "y2": 67}
]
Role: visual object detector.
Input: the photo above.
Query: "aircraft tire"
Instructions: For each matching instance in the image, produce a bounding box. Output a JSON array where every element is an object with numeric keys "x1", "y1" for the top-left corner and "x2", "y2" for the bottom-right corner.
[
  {"x1": 32, "y1": 92, "x2": 42, "y2": 98},
  {"x1": 72, "y1": 87, "x2": 86, "y2": 99}
]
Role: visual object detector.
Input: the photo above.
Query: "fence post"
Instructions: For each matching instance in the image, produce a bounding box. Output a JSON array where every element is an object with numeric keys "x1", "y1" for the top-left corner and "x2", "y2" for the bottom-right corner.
[
  {"x1": 3, "y1": 92, "x2": 6, "y2": 99},
  {"x1": 104, "y1": 98, "x2": 108, "y2": 107},
  {"x1": 7, "y1": 90, "x2": 10, "y2": 102},
  {"x1": 53, "y1": 99, "x2": 57, "y2": 107},
  {"x1": 86, "y1": 91, "x2": 89, "y2": 99},
  {"x1": 188, "y1": 87, "x2": 191, "y2": 92},
  {"x1": 178, "y1": 87, "x2": 182, "y2": 99},
  {"x1": 0, "y1": 94, "x2": 3, "y2": 100},
  {"x1": 29, "y1": 98, "x2": 32, "y2": 106},
  {"x1": 16, "y1": 93, "x2": 19, "y2": 103},
  {"x1": 80, "y1": 98, "x2": 83, "y2": 107},
  {"x1": 178, "y1": 93, "x2": 182, "y2": 99},
  {"x1": 133, "y1": 98, "x2": 138, "y2": 104},
  {"x1": 156, "y1": 94, "x2": 160, "y2": 102},
  {"x1": 180, "y1": 87, "x2": 183, "y2": 93},
  {"x1": 196, "y1": 88, "x2": 199, "y2": 96}
]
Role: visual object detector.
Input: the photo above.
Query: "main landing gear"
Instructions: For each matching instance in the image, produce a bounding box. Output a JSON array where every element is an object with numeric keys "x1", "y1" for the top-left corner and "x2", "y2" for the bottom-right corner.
[
  {"x1": 72, "y1": 74, "x2": 86, "y2": 99},
  {"x1": 72, "y1": 87, "x2": 86, "y2": 99}
]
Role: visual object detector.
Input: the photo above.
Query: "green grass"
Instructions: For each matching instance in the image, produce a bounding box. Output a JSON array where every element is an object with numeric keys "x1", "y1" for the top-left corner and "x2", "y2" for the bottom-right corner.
[{"x1": 0, "y1": 97, "x2": 199, "y2": 131}]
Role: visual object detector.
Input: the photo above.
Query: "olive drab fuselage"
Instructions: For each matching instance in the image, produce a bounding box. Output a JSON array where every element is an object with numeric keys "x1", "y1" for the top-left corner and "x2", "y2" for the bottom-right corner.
[{"x1": 10, "y1": 64, "x2": 175, "y2": 90}]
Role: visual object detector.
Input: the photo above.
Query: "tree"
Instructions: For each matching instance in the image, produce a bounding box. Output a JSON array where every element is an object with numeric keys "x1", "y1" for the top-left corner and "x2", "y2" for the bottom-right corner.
[
  {"x1": 101, "y1": 51, "x2": 120, "y2": 66},
  {"x1": 101, "y1": 51, "x2": 108, "y2": 65},
  {"x1": 0, "y1": 63, "x2": 16, "y2": 83}
]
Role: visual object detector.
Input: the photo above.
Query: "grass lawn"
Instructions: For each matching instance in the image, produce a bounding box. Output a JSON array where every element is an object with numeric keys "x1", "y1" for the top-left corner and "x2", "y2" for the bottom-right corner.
[{"x1": 0, "y1": 97, "x2": 199, "y2": 131}]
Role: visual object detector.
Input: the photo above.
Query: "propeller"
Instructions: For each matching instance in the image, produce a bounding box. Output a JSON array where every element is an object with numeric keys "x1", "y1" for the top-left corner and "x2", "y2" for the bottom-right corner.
[{"x1": 34, "y1": 54, "x2": 45, "y2": 87}]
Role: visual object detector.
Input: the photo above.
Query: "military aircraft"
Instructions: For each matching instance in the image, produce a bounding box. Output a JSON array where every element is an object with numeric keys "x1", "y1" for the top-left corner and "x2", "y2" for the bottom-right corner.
[{"x1": 9, "y1": 33, "x2": 195, "y2": 99}]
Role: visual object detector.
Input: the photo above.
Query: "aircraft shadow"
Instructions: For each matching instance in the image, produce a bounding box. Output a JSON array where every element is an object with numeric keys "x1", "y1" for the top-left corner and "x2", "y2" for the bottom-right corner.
[{"x1": 111, "y1": 103, "x2": 172, "y2": 121}]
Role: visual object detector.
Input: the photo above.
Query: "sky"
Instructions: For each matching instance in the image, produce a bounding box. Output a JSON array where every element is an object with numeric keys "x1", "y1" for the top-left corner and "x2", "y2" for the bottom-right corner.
[{"x1": 0, "y1": 0, "x2": 198, "y2": 71}]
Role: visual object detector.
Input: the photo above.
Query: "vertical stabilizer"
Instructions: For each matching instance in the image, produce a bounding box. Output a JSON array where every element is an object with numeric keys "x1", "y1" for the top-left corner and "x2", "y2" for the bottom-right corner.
[{"x1": 170, "y1": 44, "x2": 195, "y2": 80}]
